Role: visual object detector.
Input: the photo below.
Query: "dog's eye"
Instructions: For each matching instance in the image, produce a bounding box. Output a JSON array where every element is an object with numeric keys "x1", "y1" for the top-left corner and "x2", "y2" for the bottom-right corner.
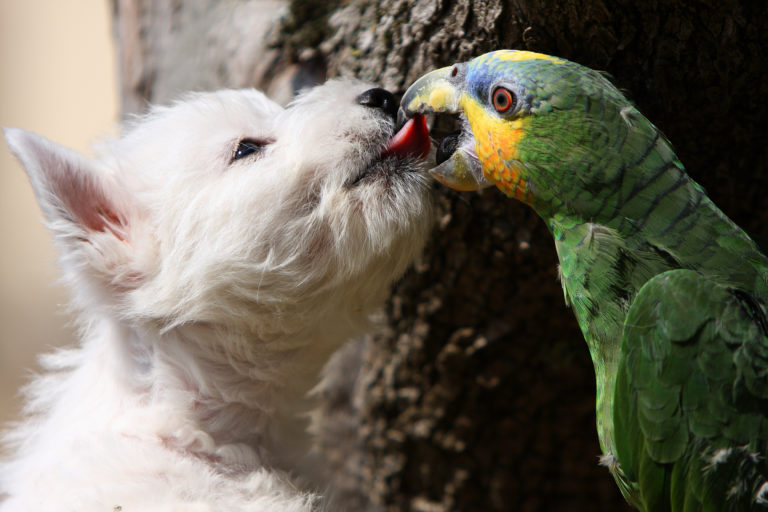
[{"x1": 232, "y1": 138, "x2": 273, "y2": 161}]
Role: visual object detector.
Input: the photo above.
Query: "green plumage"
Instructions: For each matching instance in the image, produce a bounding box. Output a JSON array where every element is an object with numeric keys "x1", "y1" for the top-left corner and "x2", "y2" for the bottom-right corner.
[
  {"x1": 615, "y1": 270, "x2": 768, "y2": 510},
  {"x1": 401, "y1": 50, "x2": 768, "y2": 510}
]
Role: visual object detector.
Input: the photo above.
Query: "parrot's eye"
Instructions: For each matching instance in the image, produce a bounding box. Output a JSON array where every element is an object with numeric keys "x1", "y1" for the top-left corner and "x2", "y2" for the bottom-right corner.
[
  {"x1": 491, "y1": 87, "x2": 516, "y2": 114},
  {"x1": 232, "y1": 138, "x2": 274, "y2": 162}
]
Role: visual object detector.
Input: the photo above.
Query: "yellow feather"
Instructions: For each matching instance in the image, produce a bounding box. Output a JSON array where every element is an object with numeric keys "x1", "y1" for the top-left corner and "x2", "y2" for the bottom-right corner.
[
  {"x1": 485, "y1": 50, "x2": 565, "y2": 64},
  {"x1": 461, "y1": 95, "x2": 531, "y2": 202}
]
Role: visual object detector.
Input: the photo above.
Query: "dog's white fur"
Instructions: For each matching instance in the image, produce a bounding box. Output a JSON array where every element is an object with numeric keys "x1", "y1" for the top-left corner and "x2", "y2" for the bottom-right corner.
[{"x1": 1, "y1": 80, "x2": 432, "y2": 511}]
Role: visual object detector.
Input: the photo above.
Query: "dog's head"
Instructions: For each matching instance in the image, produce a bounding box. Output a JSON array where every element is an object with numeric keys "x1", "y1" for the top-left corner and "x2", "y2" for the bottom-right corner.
[{"x1": 5, "y1": 81, "x2": 433, "y2": 339}]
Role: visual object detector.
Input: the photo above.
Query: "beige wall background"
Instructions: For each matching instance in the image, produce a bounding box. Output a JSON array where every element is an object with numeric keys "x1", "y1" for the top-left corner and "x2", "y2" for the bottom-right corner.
[{"x1": 0, "y1": 0, "x2": 117, "y2": 425}]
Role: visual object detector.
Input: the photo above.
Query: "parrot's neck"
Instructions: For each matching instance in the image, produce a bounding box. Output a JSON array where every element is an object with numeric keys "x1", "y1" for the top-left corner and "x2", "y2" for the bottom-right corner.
[{"x1": 538, "y1": 158, "x2": 768, "y2": 459}]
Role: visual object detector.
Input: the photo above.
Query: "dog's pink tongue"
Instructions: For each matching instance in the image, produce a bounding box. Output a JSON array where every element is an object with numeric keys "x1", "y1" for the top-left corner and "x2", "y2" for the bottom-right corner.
[{"x1": 382, "y1": 114, "x2": 430, "y2": 159}]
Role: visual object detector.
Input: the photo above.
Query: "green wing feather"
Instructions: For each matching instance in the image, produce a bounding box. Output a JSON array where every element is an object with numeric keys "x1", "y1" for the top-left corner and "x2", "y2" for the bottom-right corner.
[{"x1": 614, "y1": 269, "x2": 768, "y2": 511}]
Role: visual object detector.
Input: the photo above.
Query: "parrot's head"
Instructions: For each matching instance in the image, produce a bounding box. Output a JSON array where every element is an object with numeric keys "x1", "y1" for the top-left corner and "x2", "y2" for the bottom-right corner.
[{"x1": 400, "y1": 50, "x2": 650, "y2": 213}]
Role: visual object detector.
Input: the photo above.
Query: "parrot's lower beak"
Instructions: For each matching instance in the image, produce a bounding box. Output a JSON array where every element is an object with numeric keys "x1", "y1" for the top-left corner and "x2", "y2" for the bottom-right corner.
[
  {"x1": 431, "y1": 144, "x2": 489, "y2": 191},
  {"x1": 399, "y1": 65, "x2": 492, "y2": 191}
]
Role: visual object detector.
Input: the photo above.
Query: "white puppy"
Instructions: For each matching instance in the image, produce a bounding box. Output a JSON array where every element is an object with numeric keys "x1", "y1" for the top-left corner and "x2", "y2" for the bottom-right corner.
[{"x1": 1, "y1": 81, "x2": 432, "y2": 511}]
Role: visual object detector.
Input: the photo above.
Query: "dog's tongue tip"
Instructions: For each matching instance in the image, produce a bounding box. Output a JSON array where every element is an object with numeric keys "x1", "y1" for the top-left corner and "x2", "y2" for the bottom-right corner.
[{"x1": 383, "y1": 114, "x2": 430, "y2": 159}]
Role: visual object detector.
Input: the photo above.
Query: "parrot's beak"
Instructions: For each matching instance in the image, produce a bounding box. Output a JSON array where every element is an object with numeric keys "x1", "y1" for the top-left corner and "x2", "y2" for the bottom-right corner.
[
  {"x1": 399, "y1": 66, "x2": 492, "y2": 191},
  {"x1": 430, "y1": 145, "x2": 488, "y2": 191},
  {"x1": 399, "y1": 66, "x2": 462, "y2": 121}
]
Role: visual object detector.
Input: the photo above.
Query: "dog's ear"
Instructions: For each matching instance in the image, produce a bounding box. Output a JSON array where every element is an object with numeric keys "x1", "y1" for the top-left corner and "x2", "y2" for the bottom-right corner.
[
  {"x1": 4, "y1": 128, "x2": 144, "y2": 294},
  {"x1": 5, "y1": 129, "x2": 128, "y2": 239}
]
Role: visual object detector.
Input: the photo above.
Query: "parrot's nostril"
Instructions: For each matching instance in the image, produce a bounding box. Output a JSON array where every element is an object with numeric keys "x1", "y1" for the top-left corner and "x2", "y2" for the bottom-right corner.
[
  {"x1": 357, "y1": 88, "x2": 398, "y2": 121},
  {"x1": 436, "y1": 131, "x2": 461, "y2": 165}
]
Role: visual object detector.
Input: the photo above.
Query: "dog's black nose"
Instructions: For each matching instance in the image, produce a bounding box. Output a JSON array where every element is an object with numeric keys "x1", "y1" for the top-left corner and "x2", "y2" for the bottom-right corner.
[{"x1": 357, "y1": 88, "x2": 397, "y2": 121}]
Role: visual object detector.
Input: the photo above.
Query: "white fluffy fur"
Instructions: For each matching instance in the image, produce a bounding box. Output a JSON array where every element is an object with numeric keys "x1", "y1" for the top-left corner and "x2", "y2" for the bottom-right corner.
[{"x1": 1, "y1": 80, "x2": 432, "y2": 511}]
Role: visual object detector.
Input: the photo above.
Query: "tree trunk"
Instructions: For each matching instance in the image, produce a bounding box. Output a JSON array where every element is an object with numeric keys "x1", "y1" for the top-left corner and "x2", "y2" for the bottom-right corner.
[{"x1": 112, "y1": 1, "x2": 768, "y2": 510}]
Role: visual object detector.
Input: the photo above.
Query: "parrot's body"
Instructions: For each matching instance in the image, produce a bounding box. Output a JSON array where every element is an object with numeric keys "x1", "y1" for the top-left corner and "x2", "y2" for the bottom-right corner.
[{"x1": 400, "y1": 50, "x2": 768, "y2": 510}]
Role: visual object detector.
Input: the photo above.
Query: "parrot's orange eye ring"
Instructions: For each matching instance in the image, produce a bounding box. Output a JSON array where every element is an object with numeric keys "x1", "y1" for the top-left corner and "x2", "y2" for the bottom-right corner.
[{"x1": 492, "y1": 87, "x2": 516, "y2": 113}]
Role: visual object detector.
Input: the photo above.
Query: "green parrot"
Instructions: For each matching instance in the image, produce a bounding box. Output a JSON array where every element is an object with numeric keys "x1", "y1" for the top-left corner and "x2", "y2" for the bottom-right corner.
[{"x1": 399, "y1": 49, "x2": 768, "y2": 510}]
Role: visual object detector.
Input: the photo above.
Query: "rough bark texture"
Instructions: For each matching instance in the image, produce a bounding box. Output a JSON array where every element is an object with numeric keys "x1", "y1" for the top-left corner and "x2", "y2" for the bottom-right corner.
[{"x1": 112, "y1": 1, "x2": 768, "y2": 510}]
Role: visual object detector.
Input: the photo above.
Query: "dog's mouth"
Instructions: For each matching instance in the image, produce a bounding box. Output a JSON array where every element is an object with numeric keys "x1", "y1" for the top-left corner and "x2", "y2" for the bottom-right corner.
[
  {"x1": 347, "y1": 114, "x2": 431, "y2": 187},
  {"x1": 380, "y1": 113, "x2": 430, "y2": 160}
]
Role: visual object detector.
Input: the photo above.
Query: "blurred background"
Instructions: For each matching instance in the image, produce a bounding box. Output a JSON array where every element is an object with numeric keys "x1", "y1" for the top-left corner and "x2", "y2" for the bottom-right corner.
[{"x1": 0, "y1": 0, "x2": 117, "y2": 426}]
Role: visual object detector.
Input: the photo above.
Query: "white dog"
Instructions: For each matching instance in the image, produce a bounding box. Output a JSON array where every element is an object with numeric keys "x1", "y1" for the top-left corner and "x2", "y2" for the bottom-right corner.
[{"x1": 1, "y1": 81, "x2": 432, "y2": 511}]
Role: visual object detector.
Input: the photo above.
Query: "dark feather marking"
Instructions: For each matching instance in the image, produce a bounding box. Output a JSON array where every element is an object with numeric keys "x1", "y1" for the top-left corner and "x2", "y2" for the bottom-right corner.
[
  {"x1": 590, "y1": 123, "x2": 634, "y2": 219},
  {"x1": 575, "y1": 228, "x2": 590, "y2": 248},
  {"x1": 732, "y1": 289, "x2": 768, "y2": 338},
  {"x1": 628, "y1": 128, "x2": 661, "y2": 170},
  {"x1": 590, "y1": 186, "x2": 617, "y2": 221},
  {"x1": 586, "y1": 294, "x2": 600, "y2": 320},
  {"x1": 649, "y1": 244, "x2": 682, "y2": 269},
  {"x1": 611, "y1": 128, "x2": 630, "y2": 176},
  {"x1": 610, "y1": 129, "x2": 661, "y2": 209},
  {"x1": 634, "y1": 174, "x2": 689, "y2": 231},
  {"x1": 659, "y1": 195, "x2": 705, "y2": 251},
  {"x1": 609, "y1": 248, "x2": 638, "y2": 305},
  {"x1": 610, "y1": 164, "x2": 631, "y2": 217},
  {"x1": 615, "y1": 161, "x2": 679, "y2": 235},
  {"x1": 582, "y1": 265, "x2": 590, "y2": 291},
  {"x1": 622, "y1": 159, "x2": 676, "y2": 210}
]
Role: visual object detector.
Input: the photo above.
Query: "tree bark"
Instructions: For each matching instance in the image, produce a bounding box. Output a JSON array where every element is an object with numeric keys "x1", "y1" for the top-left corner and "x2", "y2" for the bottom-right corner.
[{"x1": 112, "y1": 1, "x2": 768, "y2": 510}]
